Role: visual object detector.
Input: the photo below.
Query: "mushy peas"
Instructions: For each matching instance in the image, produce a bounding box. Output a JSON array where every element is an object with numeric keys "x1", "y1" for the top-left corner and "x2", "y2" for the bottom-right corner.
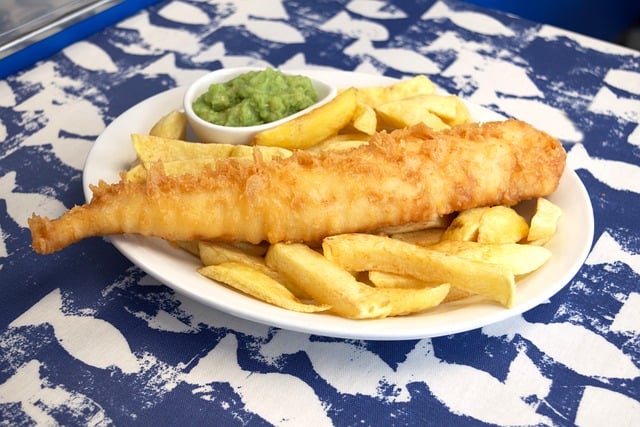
[{"x1": 192, "y1": 68, "x2": 318, "y2": 127}]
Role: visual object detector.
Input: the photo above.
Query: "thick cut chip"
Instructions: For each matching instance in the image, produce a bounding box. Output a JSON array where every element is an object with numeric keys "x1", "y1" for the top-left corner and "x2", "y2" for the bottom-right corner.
[
  {"x1": 230, "y1": 241, "x2": 269, "y2": 257},
  {"x1": 368, "y1": 271, "x2": 473, "y2": 303},
  {"x1": 442, "y1": 287, "x2": 475, "y2": 303},
  {"x1": 429, "y1": 240, "x2": 552, "y2": 275},
  {"x1": 199, "y1": 262, "x2": 330, "y2": 313},
  {"x1": 253, "y1": 88, "x2": 358, "y2": 149},
  {"x1": 322, "y1": 233, "x2": 515, "y2": 307},
  {"x1": 376, "y1": 99, "x2": 449, "y2": 131},
  {"x1": 198, "y1": 241, "x2": 310, "y2": 299},
  {"x1": 306, "y1": 133, "x2": 370, "y2": 153},
  {"x1": 378, "y1": 215, "x2": 451, "y2": 235},
  {"x1": 149, "y1": 110, "x2": 188, "y2": 140},
  {"x1": 355, "y1": 75, "x2": 436, "y2": 107},
  {"x1": 125, "y1": 164, "x2": 148, "y2": 183},
  {"x1": 442, "y1": 206, "x2": 529, "y2": 244},
  {"x1": 132, "y1": 134, "x2": 292, "y2": 164},
  {"x1": 127, "y1": 135, "x2": 292, "y2": 183},
  {"x1": 230, "y1": 144, "x2": 292, "y2": 161},
  {"x1": 132, "y1": 134, "x2": 234, "y2": 163},
  {"x1": 441, "y1": 207, "x2": 487, "y2": 241},
  {"x1": 377, "y1": 284, "x2": 450, "y2": 316},
  {"x1": 199, "y1": 241, "x2": 268, "y2": 269},
  {"x1": 399, "y1": 94, "x2": 472, "y2": 126},
  {"x1": 350, "y1": 102, "x2": 377, "y2": 135},
  {"x1": 477, "y1": 206, "x2": 529, "y2": 244},
  {"x1": 172, "y1": 240, "x2": 200, "y2": 256},
  {"x1": 527, "y1": 197, "x2": 562, "y2": 245},
  {"x1": 126, "y1": 158, "x2": 252, "y2": 183},
  {"x1": 389, "y1": 228, "x2": 446, "y2": 246},
  {"x1": 368, "y1": 271, "x2": 438, "y2": 289},
  {"x1": 265, "y1": 242, "x2": 392, "y2": 319}
]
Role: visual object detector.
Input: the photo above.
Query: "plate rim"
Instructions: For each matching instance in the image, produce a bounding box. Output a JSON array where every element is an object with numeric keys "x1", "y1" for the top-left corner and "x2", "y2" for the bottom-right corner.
[{"x1": 83, "y1": 69, "x2": 594, "y2": 340}]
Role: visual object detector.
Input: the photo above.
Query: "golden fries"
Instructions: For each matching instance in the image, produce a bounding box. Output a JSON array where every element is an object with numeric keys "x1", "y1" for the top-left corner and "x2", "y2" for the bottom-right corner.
[
  {"x1": 322, "y1": 233, "x2": 516, "y2": 307},
  {"x1": 132, "y1": 134, "x2": 292, "y2": 164},
  {"x1": 368, "y1": 271, "x2": 438, "y2": 289},
  {"x1": 441, "y1": 207, "x2": 486, "y2": 241},
  {"x1": 198, "y1": 241, "x2": 311, "y2": 299},
  {"x1": 368, "y1": 271, "x2": 473, "y2": 304},
  {"x1": 132, "y1": 134, "x2": 233, "y2": 163},
  {"x1": 376, "y1": 98, "x2": 450, "y2": 131},
  {"x1": 350, "y1": 102, "x2": 377, "y2": 135},
  {"x1": 253, "y1": 88, "x2": 358, "y2": 149},
  {"x1": 477, "y1": 206, "x2": 529, "y2": 244},
  {"x1": 389, "y1": 228, "x2": 446, "y2": 246},
  {"x1": 305, "y1": 133, "x2": 370, "y2": 153},
  {"x1": 442, "y1": 206, "x2": 530, "y2": 244},
  {"x1": 400, "y1": 94, "x2": 472, "y2": 126},
  {"x1": 527, "y1": 198, "x2": 562, "y2": 245},
  {"x1": 199, "y1": 262, "x2": 330, "y2": 313},
  {"x1": 354, "y1": 75, "x2": 436, "y2": 107},
  {"x1": 149, "y1": 109, "x2": 188, "y2": 140},
  {"x1": 126, "y1": 158, "x2": 244, "y2": 183},
  {"x1": 127, "y1": 134, "x2": 292, "y2": 183},
  {"x1": 199, "y1": 241, "x2": 269, "y2": 271},
  {"x1": 123, "y1": 75, "x2": 563, "y2": 320},
  {"x1": 378, "y1": 285, "x2": 450, "y2": 316},
  {"x1": 265, "y1": 242, "x2": 392, "y2": 319},
  {"x1": 428, "y1": 240, "x2": 552, "y2": 276}
]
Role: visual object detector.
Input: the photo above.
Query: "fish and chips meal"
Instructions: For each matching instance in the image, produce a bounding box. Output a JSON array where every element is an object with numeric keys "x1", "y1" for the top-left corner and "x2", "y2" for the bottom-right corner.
[{"x1": 29, "y1": 72, "x2": 566, "y2": 319}]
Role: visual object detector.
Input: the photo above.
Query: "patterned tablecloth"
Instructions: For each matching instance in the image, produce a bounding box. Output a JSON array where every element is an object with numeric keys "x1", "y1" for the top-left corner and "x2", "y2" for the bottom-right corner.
[{"x1": 1, "y1": 1, "x2": 639, "y2": 425}]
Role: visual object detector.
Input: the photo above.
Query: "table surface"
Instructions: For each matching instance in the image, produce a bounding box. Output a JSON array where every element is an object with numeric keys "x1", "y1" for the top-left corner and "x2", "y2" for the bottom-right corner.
[{"x1": 1, "y1": 1, "x2": 639, "y2": 425}]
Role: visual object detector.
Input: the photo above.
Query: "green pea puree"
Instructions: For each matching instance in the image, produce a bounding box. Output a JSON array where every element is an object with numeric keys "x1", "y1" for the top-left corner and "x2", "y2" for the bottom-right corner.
[{"x1": 192, "y1": 68, "x2": 318, "y2": 127}]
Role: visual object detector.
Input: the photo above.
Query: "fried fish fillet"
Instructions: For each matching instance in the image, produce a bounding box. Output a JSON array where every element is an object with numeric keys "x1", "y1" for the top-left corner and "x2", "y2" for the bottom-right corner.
[{"x1": 29, "y1": 119, "x2": 566, "y2": 254}]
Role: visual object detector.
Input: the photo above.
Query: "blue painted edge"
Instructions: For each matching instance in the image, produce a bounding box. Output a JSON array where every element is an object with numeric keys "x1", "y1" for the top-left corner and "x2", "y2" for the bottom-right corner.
[{"x1": 0, "y1": 0, "x2": 163, "y2": 80}]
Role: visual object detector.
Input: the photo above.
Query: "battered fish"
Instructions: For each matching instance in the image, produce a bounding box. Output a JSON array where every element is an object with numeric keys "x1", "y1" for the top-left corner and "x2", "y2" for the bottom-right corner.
[{"x1": 29, "y1": 120, "x2": 566, "y2": 254}]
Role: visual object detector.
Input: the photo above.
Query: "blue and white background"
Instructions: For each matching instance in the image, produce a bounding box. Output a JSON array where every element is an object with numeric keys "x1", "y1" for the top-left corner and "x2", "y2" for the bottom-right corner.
[{"x1": 1, "y1": 0, "x2": 639, "y2": 425}]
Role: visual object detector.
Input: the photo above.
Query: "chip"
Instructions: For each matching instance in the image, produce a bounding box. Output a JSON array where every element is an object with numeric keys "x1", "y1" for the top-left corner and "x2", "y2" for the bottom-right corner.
[
  {"x1": 376, "y1": 97, "x2": 450, "y2": 131},
  {"x1": 527, "y1": 198, "x2": 562, "y2": 245},
  {"x1": 389, "y1": 228, "x2": 446, "y2": 246},
  {"x1": 441, "y1": 207, "x2": 486, "y2": 241},
  {"x1": 149, "y1": 109, "x2": 188, "y2": 140},
  {"x1": 355, "y1": 75, "x2": 436, "y2": 107},
  {"x1": 199, "y1": 262, "x2": 330, "y2": 313},
  {"x1": 378, "y1": 284, "x2": 450, "y2": 316},
  {"x1": 377, "y1": 215, "x2": 451, "y2": 235},
  {"x1": 368, "y1": 270, "x2": 437, "y2": 289},
  {"x1": 442, "y1": 206, "x2": 529, "y2": 244},
  {"x1": 306, "y1": 133, "x2": 370, "y2": 153},
  {"x1": 322, "y1": 233, "x2": 515, "y2": 307},
  {"x1": 350, "y1": 102, "x2": 377, "y2": 135},
  {"x1": 428, "y1": 240, "x2": 552, "y2": 275},
  {"x1": 132, "y1": 134, "x2": 234, "y2": 164},
  {"x1": 401, "y1": 94, "x2": 472, "y2": 126},
  {"x1": 253, "y1": 88, "x2": 358, "y2": 149},
  {"x1": 368, "y1": 271, "x2": 473, "y2": 303},
  {"x1": 265, "y1": 242, "x2": 392, "y2": 319},
  {"x1": 198, "y1": 241, "x2": 310, "y2": 299},
  {"x1": 477, "y1": 206, "x2": 529, "y2": 244}
]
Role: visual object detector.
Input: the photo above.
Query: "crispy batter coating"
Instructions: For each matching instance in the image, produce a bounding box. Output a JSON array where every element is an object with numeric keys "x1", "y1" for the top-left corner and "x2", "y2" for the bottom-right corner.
[{"x1": 29, "y1": 120, "x2": 566, "y2": 254}]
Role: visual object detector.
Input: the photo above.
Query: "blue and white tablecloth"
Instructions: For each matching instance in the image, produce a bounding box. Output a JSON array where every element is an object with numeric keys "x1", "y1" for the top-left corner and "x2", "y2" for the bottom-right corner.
[{"x1": 1, "y1": 1, "x2": 638, "y2": 425}]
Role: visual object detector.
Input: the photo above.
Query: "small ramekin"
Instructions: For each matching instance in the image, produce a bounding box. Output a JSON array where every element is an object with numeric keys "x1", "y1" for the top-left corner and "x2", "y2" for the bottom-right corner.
[{"x1": 183, "y1": 67, "x2": 337, "y2": 145}]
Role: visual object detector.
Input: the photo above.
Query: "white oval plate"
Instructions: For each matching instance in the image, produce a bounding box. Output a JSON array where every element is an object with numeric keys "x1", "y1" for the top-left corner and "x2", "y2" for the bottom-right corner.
[{"x1": 83, "y1": 70, "x2": 594, "y2": 340}]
